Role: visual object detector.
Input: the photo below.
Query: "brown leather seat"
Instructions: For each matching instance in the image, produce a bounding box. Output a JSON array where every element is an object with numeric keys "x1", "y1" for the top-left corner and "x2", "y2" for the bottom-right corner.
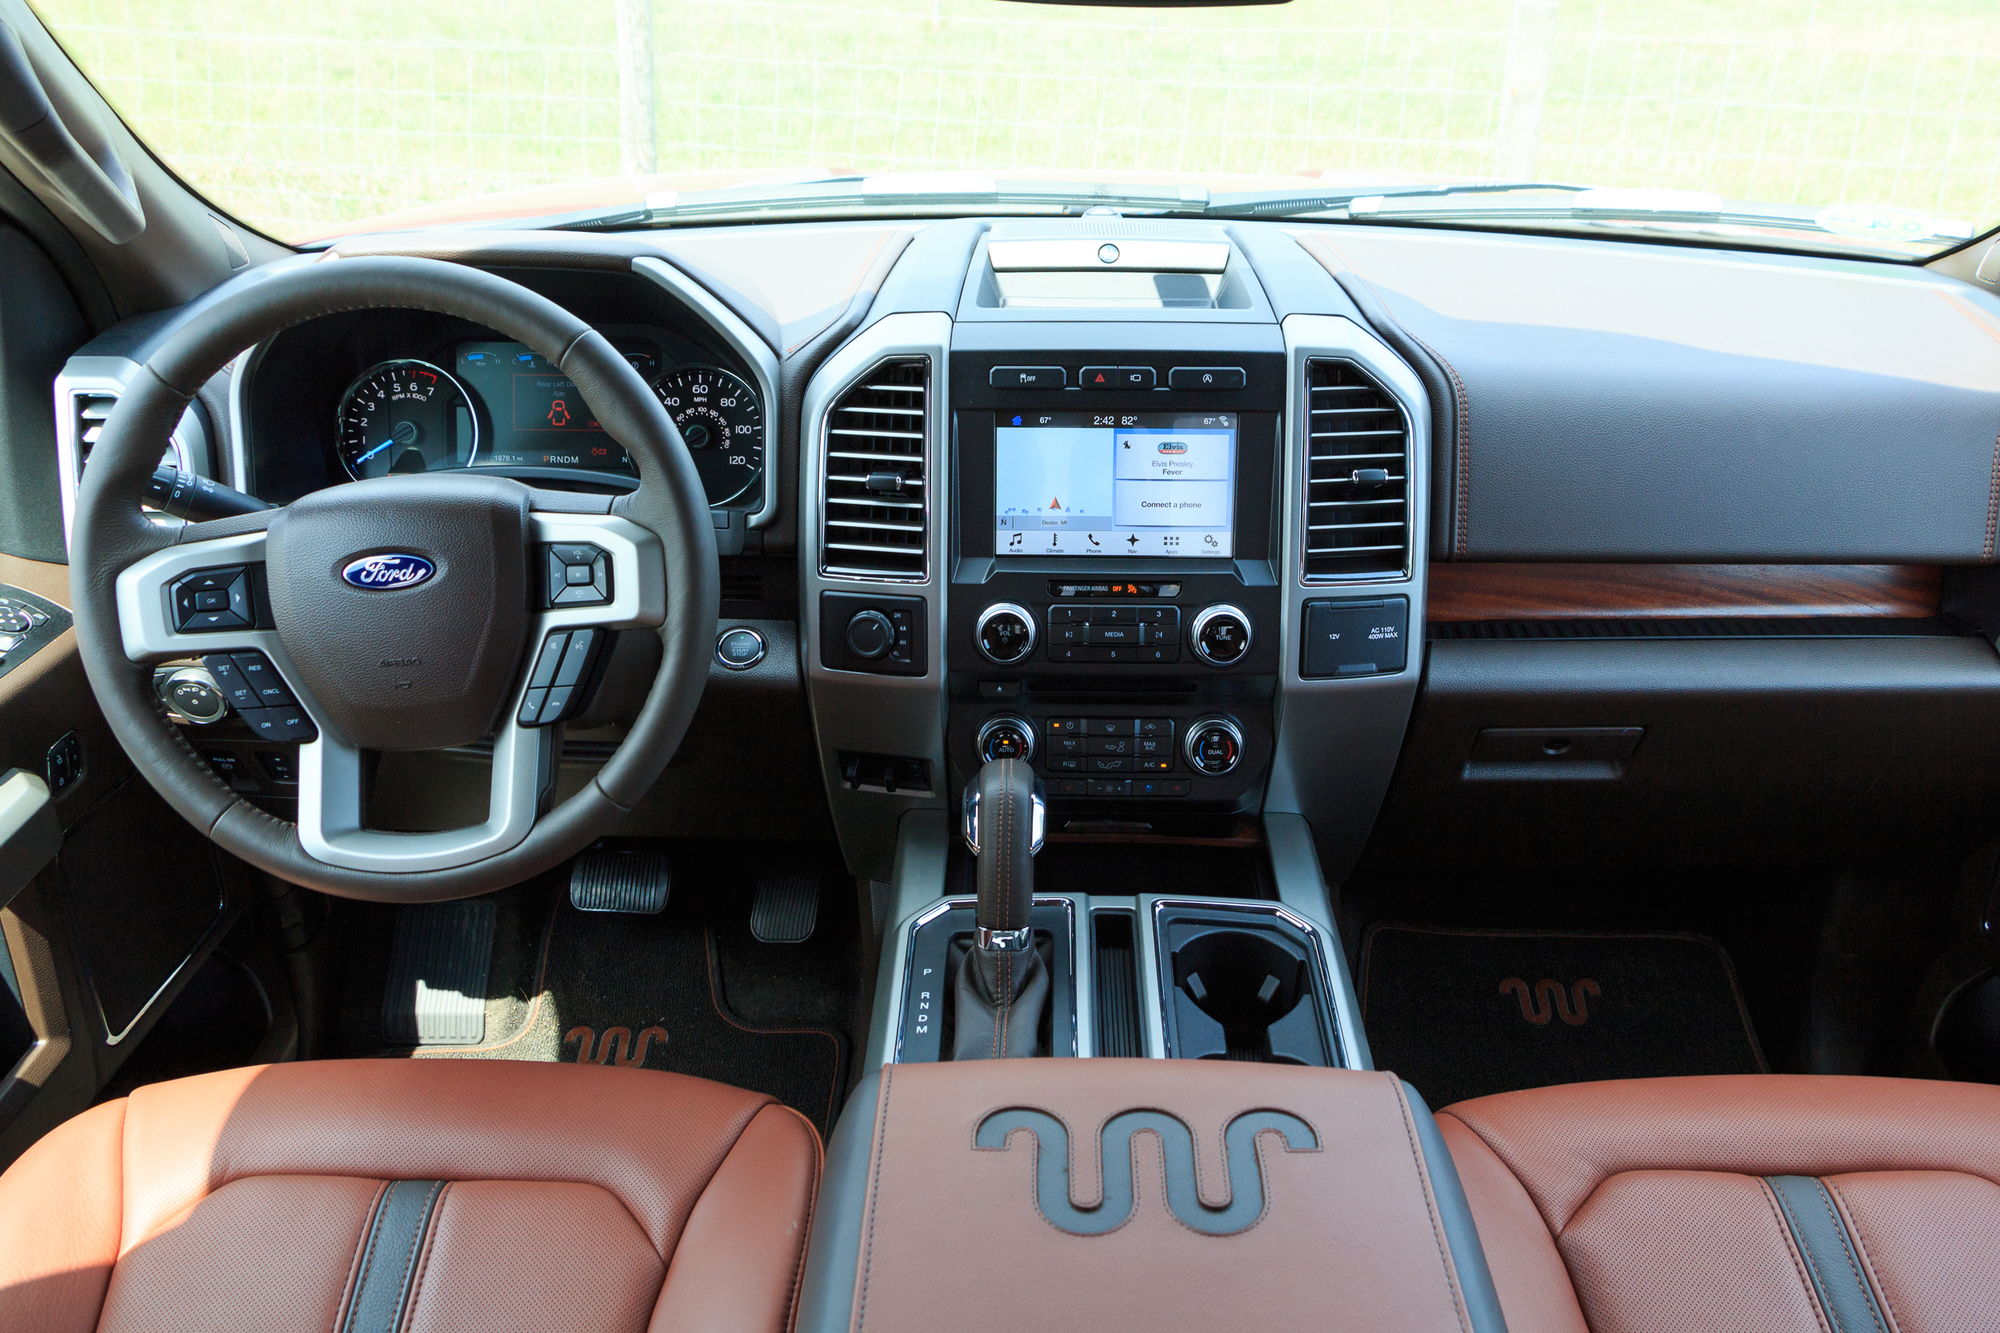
[
  {"x1": 1438, "y1": 1075, "x2": 2000, "y2": 1332},
  {"x1": 0, "y1": 1059, "x2": 820, "y2": 1333}
]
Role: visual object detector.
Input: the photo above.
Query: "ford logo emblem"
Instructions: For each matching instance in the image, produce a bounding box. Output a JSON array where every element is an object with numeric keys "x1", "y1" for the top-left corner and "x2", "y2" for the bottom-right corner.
[{"x1": 340, "y1": 553, "x2": 435, "y2": 590}]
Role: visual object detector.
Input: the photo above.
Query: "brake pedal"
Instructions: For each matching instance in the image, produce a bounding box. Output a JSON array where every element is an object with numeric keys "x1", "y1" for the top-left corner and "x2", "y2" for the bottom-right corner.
[
  {"x1": 750, "y1": 869, "x2": 820, "y2": 944},
  {"x1": 569, "y1": 846, "x2": 671, "y2": 915},
  {"x1": 382, "y1": 899, "x2": 495, "y2": 1047}
]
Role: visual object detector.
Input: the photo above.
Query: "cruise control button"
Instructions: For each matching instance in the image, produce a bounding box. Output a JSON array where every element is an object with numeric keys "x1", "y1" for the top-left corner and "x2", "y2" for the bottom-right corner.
[{"x1": 202, "y1": 655, "x2": 260, "y2": 711}]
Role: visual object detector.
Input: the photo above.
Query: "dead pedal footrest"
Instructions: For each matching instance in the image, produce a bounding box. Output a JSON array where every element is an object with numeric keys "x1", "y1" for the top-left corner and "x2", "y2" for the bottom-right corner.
[{"x1": 382, "y1": 898, "x2": 496, "y2": 1047}]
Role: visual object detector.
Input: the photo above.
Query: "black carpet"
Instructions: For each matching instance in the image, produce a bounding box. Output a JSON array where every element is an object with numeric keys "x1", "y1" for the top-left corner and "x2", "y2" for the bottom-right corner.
[
  {"x1": 338, "y1": 847, "x2": 853, "y2": 1135},
  {"x1": 1359, "y1": 925, "x2": 1766, "y2": 1108}
]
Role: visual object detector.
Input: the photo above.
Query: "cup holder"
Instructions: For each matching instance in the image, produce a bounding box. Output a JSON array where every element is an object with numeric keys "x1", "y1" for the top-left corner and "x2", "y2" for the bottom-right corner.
[{"x1": 1161, "y1": 916, "x2": 1335, "y2": 1066}]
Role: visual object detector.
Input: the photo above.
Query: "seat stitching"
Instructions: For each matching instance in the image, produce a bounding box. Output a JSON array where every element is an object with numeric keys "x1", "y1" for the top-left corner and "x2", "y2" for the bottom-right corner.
[
  {"x1": 1822, "y1": 1177, "x2": 1902, "y2": 1333},
  {"x1": 1809, "y1": 1179, "x2": 1887, "y2": 1333},
  {"x1": 339, "y1": 1182, "x2": 400, "y2": 1333},
  {"x1": 1389, "y1": 1080, "x2": 1474, "y2": 1333},
  {"x1": 329, "y1": 1180, "x2": 390, "y2": 1333},
  {"x1": 393, "y1": 1182, "x2": 448, "y2": 1333},
  {"x1": 765, "y1": 1103, "x2": 825, "y2": 1332},
  {"x1": 853, "y1": 1065, "x2": 895, "y2": 1332},
  {"x1": 1760, "y1": 1178, "x2": 1836, "y2": 1333}
]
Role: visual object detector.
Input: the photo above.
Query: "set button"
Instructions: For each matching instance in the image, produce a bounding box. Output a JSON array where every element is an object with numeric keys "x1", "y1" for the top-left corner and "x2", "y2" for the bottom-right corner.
[{"x1": 202, "y1": 651, "x2": 315, "y2": 741}]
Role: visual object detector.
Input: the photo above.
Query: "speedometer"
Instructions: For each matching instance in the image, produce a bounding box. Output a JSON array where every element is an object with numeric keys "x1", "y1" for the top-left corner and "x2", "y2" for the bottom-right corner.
[
  {"x1": 336, "y1": 359, "x2": 477, "y2": 480},
  {"x1": 653, "y1": 367, "x2": 764, "y2": 507}
]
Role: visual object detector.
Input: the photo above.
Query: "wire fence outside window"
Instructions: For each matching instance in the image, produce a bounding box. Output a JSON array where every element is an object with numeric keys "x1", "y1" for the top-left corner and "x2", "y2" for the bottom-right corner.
[{"x1": 33, "y1": 0, "x2": 2000, "y2": 243}]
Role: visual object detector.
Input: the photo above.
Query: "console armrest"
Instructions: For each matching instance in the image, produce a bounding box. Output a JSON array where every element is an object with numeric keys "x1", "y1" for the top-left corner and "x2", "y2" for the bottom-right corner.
[{"x1": 798, "y1": 1059, "x2": 1504, "y2": 1332}]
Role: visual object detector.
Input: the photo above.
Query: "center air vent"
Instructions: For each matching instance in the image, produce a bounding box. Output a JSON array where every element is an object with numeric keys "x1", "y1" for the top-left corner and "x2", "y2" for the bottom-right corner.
[
  {"x1": 820, "y1": 358, "x2": 929, "y2": 580},
  {"x1": 1303, "y1": 359, "x2": 1410, "y2": 580}
]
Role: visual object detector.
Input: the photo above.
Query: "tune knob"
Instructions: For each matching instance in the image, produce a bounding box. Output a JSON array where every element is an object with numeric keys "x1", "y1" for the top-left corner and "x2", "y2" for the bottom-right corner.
[
  {"x1": 844, "y1": 609, "x2": 896, "y2": 660},
  {"x1": 976, "y1": 716, "x2": 1036, "y2": 763},
  {"x1": 1190, "y1": 604, "x2": 1253, "y2": 667},
  {"x1": 1184, "y1": 717, "x2": 1244, "y2": 776},
  {"x1": 974, "y1": 602, "x2": 1037, "y2": 665}
]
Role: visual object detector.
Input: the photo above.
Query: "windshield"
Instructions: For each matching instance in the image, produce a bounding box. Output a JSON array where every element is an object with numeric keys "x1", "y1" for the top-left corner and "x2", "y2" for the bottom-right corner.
[{"x1": 30, "y1": 0, "x2": 2000, "y2": 259}]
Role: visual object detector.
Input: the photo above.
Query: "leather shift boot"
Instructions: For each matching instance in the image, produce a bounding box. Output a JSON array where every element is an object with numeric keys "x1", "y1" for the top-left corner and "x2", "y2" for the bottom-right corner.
[{"x1": 951, "y1": 941, "x2": 1049, "y2": 1060}]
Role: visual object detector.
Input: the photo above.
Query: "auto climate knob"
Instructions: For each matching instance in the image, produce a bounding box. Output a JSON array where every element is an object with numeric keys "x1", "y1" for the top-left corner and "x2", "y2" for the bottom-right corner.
[
  {"x1": 1190, "y1": 603, "x2": 1252, "y2": 667},
  {"x1": 976, "y1": 716, "x2": 1036, "y2": 763},
  {"x1": 974, "y1": 602, "x2": 1037, "y2": 665},
  {"x1": 1184, "y1": 716, "x2": 1244, "y2": 776}
]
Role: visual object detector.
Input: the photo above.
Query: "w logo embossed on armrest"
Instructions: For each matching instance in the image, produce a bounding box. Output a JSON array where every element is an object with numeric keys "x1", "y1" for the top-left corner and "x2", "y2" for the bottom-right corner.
[{"x1": 974, "y1": 1107, "x2": 1320, "y2": 1236}]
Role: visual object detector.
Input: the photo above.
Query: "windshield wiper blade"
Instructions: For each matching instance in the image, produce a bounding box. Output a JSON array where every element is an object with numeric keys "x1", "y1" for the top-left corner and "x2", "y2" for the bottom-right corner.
[
  {"x1": 501, "y1": 177, "x2": 1213, "y2": 232},
  {"x1": 1203, "y1": 181, "x2": 1590, "y2": 220}
]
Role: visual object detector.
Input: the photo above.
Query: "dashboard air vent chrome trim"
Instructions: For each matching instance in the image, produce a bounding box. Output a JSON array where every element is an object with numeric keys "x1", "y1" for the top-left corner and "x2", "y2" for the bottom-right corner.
[
  {"x1": 1301, "y1": 358, "x2": 1411, "y2": 581},
  {"x1": 54, "y1": 356, "x2": 205, "y2": 548},
  {"x1": 819, "y1": 356, "x2": 930, "y2": 581}
]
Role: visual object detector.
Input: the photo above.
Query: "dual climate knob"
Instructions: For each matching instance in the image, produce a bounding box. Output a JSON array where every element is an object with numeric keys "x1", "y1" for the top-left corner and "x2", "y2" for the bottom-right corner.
[{"x1": 973, "y1": 602, "x2": 1253, "y2": 667}]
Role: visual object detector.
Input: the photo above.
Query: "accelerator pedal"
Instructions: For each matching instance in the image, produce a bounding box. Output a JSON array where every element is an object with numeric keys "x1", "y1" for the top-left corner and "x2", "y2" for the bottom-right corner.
[
  {"x1": 383, "y1": 899, "x2": 496, "y2": 1047},
  {"x1": 569, "y1": 845, "x2": 672, "y2": 915},
  {"x1": 750, "y1": 869, "x2": 820, "y2": 944}
]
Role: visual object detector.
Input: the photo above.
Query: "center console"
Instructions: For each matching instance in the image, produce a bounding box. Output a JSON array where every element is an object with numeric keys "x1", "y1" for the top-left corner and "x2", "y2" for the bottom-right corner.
[{"x1": 945, "y1": 330, "x2": 1285, "y2": 824}]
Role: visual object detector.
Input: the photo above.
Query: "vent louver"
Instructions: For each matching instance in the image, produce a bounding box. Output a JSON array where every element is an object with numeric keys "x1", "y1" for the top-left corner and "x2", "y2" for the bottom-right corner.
[
  {"x1": 1303, "y1": 359, "x2": 1410, "y2": 580},
  {"x1": 71, "y1": 390, "x2": 118, "y2": 465},
  {"x1": 820, "y1": 358, "x2": 929, "y2": 580}
]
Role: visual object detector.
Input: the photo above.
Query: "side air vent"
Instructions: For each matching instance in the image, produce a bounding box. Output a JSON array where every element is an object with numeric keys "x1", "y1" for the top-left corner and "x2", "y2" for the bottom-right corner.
[
  {"x1": 1303, "y1": 358, "x2": 1410, "y2": 580},
  {"x1": 70, "y1": 390, "x2": 119, "y2": 465},
  {"x1": 820, "y1": 357, "x2": 929, "y2": 580}
]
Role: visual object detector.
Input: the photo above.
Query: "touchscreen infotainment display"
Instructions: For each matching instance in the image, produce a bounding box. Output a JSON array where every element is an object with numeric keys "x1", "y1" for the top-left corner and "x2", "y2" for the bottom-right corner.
[{"x1": 993, "y1": 411, "x2": 1236, "y2": 558}]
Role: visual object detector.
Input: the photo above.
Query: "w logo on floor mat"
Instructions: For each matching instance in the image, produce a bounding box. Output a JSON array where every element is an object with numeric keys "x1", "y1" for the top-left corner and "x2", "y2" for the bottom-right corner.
[
  {"x1": 974, "y1": 1107, "x2": 1319, "y2": 1236},
  {"x1": 563, "y1": 1024, "x2": 668, "y2": 1066},
  {"x1": 1499, "y1": 977, "x2": 1601, "y2": 1027}
]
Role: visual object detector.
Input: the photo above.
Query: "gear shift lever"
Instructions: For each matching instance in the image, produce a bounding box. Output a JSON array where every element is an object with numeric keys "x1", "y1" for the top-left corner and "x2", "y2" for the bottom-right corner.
[{"x1": 952, "y1": 757, "x2": 1049, "y2": 1060}]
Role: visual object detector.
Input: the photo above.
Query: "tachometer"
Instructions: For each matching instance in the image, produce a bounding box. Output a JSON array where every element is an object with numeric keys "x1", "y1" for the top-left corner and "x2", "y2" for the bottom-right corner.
[
  {"x1": 336, "y1": 359, "x2": 477, "y2": 480},
  {"x1": 653, "y1": 366, "x2": 764, "y2": 507}
]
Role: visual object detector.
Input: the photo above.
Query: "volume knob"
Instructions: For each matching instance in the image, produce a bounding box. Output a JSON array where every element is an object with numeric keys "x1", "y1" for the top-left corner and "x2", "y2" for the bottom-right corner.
[{"x1": 974, "y1": 602, "x2": 1037, "y2": 665}]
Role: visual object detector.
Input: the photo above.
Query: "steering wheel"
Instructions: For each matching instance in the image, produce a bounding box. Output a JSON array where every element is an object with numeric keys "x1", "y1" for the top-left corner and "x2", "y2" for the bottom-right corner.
[{"x1": 68, "y1": 257, "x2": 719, "y2": 902}]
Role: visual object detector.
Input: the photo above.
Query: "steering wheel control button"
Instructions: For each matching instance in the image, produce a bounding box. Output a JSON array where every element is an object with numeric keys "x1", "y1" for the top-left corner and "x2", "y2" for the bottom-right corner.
[
  {"x1": 544, "y1": 543, "x2": 611, "y2": 608},
  {"x1": 990, "y1": 366, "x2": 1064, "y2": 389},
  {"x1": 230, "y1": 652, "x2": 295, "y2": 707},
  {"x1": 716, "y1": 626, "x2": 767, "y2": 671},
  {"x1": 519, "y1": 628, "x2": 603, "y2": 727},
  {"x1": 1168, "y1": 366, "x2": 1247, "y2": 391},
  {"x1": 171, "y1": 566, "x2": 255, "y2": 632},
  {"x1": 844, "y1": 609, "x2": 896, "y2": 660},
  {"x1": 974, "y1": 602, "x2": 1036, "y2": 665},
  {"x1": 977, "y1": 716, "x2": 1035, "y2": 763},
  {"x1": 1186, "y1": 717, "x2": 1244, "y2": 776},
  {"x1": 199, "y1": 654, "x2": 261, "y2": 712},
  {"x1": 1301, "y1": 597, "x2": 1410, "y2": 678},
  {"x1": 1190, "y1": 603, "x2": 1253, "y2": 667}
]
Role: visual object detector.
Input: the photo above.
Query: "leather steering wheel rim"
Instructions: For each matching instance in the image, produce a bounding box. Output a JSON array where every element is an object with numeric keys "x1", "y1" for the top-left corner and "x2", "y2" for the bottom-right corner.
[{"x1": 68, "y1": 256, "x2": 719, "y2": 902}]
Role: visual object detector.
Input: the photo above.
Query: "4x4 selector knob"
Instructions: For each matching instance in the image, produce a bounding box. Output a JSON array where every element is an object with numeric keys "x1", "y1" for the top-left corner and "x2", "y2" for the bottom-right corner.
[
  {"x1": 844, "y1": 609, "x2": 896, "y2": 660},
  {"x1": 974, "y1": 602, "x2": 1037, "y2": 665},
  {"x1": 1185, "y1": 717, "x2": 1244, "y2": 776},
  {"x1": 1191, "y1": 603, "x2": 1252, "y2": 666},
  {"x1": 976, "y1": 716, "x2": 1036, "y2": 763}
]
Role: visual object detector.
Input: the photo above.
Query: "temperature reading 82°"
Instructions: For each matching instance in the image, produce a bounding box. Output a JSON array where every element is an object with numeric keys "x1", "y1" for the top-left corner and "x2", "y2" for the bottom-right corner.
[{"x1": 652, "y1": 366, "x2": 765, "y2": 507}]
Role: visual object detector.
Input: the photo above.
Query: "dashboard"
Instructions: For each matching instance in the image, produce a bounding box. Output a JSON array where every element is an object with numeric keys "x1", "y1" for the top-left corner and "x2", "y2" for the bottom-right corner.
[{"x1": 52, "y1": 213, "x2": 2000, "y2": 889}]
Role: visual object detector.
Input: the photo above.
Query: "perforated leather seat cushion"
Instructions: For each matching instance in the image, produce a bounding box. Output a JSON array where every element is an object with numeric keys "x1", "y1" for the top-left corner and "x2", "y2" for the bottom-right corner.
[
  {"x1": 1439, "y1": 1075, "x2": 2000, "y2": 1333},
  {"x1": 0, "y1": 1059, "x2": 820, "y2": 1333}
]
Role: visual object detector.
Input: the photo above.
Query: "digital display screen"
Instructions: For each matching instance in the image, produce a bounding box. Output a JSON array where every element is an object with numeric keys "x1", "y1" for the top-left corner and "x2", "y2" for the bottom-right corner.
[
  {"x1": 993, "y1": 411, "x2": 1236, "y2": 558},
  {"x1": 454, "y1": 342, "x2": 646, "y2": 472}
]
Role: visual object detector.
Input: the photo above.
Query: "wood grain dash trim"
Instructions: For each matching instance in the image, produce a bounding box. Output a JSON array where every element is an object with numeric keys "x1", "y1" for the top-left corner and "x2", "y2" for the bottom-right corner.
[{"x1": 1426, "y1": 564, "x2": 1941, "y2": 622}]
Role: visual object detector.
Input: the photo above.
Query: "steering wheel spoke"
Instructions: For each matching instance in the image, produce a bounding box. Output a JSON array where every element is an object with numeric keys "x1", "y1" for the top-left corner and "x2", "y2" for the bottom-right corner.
[{"x1": 114, "y1": 526, "x2": 278, "y2": 664}]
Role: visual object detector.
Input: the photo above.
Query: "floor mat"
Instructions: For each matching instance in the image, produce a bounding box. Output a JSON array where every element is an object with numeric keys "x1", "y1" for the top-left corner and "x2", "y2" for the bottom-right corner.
[
  {"x1": 379, "y1": 884, "x2": 848, "y2": 1134},
  {"x1": 1359, "y1": 925, "x2": 1766, "y2": 1108}
]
